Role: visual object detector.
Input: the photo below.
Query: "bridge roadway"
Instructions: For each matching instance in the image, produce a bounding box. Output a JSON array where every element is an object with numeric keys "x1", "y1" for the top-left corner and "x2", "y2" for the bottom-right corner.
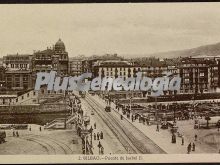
[
  {"x1": 84, "y1": 94, "x2": 166, "y2": 154},
  {"x1": 0, "y1": 127, "x2": 81, "y2": 155}
]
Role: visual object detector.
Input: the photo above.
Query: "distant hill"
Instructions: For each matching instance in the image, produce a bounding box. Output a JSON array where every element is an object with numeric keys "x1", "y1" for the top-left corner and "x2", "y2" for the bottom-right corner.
[{"x1": 147, "y1": 42, "x2": 220, "y2": 58}]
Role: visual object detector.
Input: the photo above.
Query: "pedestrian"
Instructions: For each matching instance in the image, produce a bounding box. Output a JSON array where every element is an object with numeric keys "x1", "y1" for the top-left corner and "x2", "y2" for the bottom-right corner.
[
  {"x1": 97, "y1": 132, "x2": 100, "y2": 140},
  {"x1": 192, "y1": 143, "x2": 195, "y2": 151},
  {"x1": 100, "y1": 131, "x2": 103, "y2": 139},
  {"x1": 29, "y1": 126, "x2": 31, "y2": 131},
  {"x1": 101, "y1": 146, "x2": 104, "y2": 154},
  {"x1": 189, "y1": 143, "x2": 192, "y2": 151},
  {"x1": 146, "y1": 119, "x2": 149, "y2": 125},
  {"x1": 121, "y1": 114, "x2": 123, "y2": 120},
  {"x1": 98, "y1": 141, "x2": 102, "y2": 154},
  {"x1": 94, "y1": 133, "x2": 96, "y2": 140},
  {"x1": 39, "y1": 126, "x2": 41, "y2": 131},
  {"x1": 181, "y1": 136, "x2": 184, "y2": 145},
  {"x1": 16, "y1": 131, "x2": 19, "y2": 137},
  {"x1": 156, "y1": 124, "x2": 159, "y2": 132},
  {"x1": 187, "y1": 144, "x2": 191, "y2": 154},
  {"x1": 195, "y1": 134, "x2": 197, "y2": 141},
  {"x1": 94, "y1": 123, "x2": 96, "y2": 129},
  {"x1": 171, "y1": 134, "x2": 176, "y2": 143},
  {"x1": 13, "y1": 131, "x2": 15, "y2": 137}
]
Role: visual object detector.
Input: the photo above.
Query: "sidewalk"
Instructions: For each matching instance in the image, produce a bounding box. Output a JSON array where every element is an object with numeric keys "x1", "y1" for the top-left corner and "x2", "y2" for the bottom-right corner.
[
  {"x1": 91, "y1": 94, "x2": 205, "y2": 154},
  {"x1": 82, "y1": 104, "x2": 113, "y2": 155}
]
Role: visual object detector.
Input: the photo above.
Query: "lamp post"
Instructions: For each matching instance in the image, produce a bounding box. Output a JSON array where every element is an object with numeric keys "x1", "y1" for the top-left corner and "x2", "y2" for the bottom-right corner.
[
  {"x1": 173, "y1": 103, "x2": 176, "y2": 123},
  {"x1": 64, "y1": 91, "x2": 67, "y2": 129},
  {"x1": 130, "y1": 95, "x2": 132, "y2": 115},
  {"x1": 90, "y1": 126, "x2": 93, "y2": 147},
  {"x1": 155, "y1": 96, "x2": 158, "y2": 124}
]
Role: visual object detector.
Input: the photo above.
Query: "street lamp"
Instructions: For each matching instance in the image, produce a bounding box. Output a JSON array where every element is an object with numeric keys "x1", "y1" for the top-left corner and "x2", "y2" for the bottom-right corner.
[
  {"x1": 89, "y1": 126, "x2": 93, "y2": 147},
  {"x1": 173, "y1": 103, "x2": 176, "y2": 123},
  {"x1": 155, "y1": 96, "x2": 158, "y2": 124},
  {"x1": 130, "y1": 94, "x2": 133, "y2": 115},
  {"x1": 64, "y1": 91, "x2": 67, "y2": 129}
]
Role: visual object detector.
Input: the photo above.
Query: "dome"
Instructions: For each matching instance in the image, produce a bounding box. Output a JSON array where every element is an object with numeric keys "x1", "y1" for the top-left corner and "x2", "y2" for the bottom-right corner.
[{"x1": 55, "y1": 38, "x2": 65, "y2": 51}]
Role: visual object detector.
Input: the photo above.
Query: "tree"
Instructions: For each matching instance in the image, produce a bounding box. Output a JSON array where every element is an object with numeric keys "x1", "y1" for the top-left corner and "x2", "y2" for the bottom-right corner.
[{"x1": 205, "y1": 115, "x2": 211, "y2": 129}]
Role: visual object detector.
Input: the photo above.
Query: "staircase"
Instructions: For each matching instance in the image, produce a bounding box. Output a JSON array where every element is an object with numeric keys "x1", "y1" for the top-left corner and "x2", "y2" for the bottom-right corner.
[
  {"x1": 44, "y1": 118, "x2": 66, "y2": 129},
  {"x1": 66, "y1": 115, "x2": 77, "y2": 124},
  {"x1": 44, "y1": 115, "x2": 77, "y2": 129}
]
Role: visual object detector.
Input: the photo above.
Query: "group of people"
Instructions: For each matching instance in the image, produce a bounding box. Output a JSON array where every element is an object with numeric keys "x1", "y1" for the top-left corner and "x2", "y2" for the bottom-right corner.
[
  {"x1": 12, "y1": 130, "x2": 19, "y2": 137},
  {"x1": 93, "y1": 131, "x2": 104, "y2": 141},
  {"x1": 180, "y1": 134, "x2": 197, "y2": 154},
  {"x1": 187, "y1": 142, "x2": 196, "y2": 154},
  {"x1": 92, "y1": 123, "x2": 105, "y2": 154}
]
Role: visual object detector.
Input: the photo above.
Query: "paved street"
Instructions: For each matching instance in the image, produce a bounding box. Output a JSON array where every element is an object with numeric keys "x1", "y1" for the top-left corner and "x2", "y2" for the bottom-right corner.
[
  {"x1": 88, "y1": 94, "x2": 220, "y2": 154},
  {"x1": 83, "y1": 93, "x2": 165, "y2": 154},
  {"x1": 0, "y1": 124, "x2": 82, "y2": 155},
  {"x1": 1, "y1": 93, "x2": 219, "y2": 155},
  {"x1": 74, "y1": 91, "x2": 127, "y2": 154},
  {"x1": 82, "y1": 100, "x2": 127, "y2": 154},
  {"x1": 177, "y1": 120, "x2": 220, "y2": 153}
]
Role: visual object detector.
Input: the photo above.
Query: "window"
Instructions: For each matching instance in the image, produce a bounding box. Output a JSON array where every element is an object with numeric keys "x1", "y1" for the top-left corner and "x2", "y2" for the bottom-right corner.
[
  {"x1": 185, "y1": 73, "x2": 189, "y2": 77},
  {"x1": 23, "y1": 76, "x2": 28, "y2": 81},
  {"x1": 185, "y1": 79, "x2": 189, "y2": 83},
  {"x1": 15, "y1": 82, "x2": 20, "y2": 87},
  {"x1": 200, "y1": 73, "x2": 205, "y2": 77},
  {"x1": 7, "y1": 76, "x2": 12, "y2": 81}
]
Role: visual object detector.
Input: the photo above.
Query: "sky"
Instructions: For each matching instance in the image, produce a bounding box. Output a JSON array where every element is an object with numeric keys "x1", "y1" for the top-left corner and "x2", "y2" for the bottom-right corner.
[{"x1": 1, "y1": 3, "x2": 220, "y2": 58}]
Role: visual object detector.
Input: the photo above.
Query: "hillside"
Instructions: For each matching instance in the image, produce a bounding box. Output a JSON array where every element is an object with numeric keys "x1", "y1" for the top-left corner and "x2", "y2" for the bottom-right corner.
[{"x1": 148, "y1": 42, "x2": 220, "y2": 58}]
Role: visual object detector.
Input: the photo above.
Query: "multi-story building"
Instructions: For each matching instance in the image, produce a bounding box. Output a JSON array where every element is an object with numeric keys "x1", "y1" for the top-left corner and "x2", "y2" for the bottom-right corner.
[
  {"x1": 0, "y1": 58, "x2": 3, "y2": 67},
  {"x1": 93, "y1": 60, "x2": 139, "y2": 79},
  {"x1": 3, "y1": 54, "x2": 33, "y2": 91},
  {"x1": 69, "y1": 55, "x2": 86, "y2": 76},
  {"x1": 179, "y1": 57, "x2": 219, "y2": 94},
  {"x1": 82, "y1": 54, "x2": 124, "y2": 76},
  {"x1": 92, "y1": 57, "x2": 181, "y2": 97},
  {"x1": 32, "y1": 39, "x2": 69, "y2": 76},
  {"x1": 93, "y1": 59, "x2": 142, "y2": 98},
  {"x1": 0, "y1": 66, "x2": 6, "y2": 90}
]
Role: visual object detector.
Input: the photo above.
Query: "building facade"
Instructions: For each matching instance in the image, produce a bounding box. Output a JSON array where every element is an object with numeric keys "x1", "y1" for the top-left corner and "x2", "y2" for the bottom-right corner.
[
  {"x1": 179, "y1": 57, "x2": 219, "y2": 94},
  {"x1": 69, "y1": 55, "x2": 86, "y2": 76},
  {"x1": 93, "y1": 60, "x2": 138, "y2": 79},
  {"x1": 3, "y1": 54, "x2": 33, "y2": 91},
  {"x1": 32, "y1": 39, "x2": 69, "y2": 76},
  {"x1": 0, "y1": 66, "x2": 6, "y2": 91},
  {"x1": 82, "y1": 54, "x2": 124, "y2": 76}
]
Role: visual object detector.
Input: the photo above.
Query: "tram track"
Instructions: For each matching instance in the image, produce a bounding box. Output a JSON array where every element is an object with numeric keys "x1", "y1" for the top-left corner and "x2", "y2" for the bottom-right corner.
[
  {"x1": 84, "y1": 98, "x2": 139, "y2": 154},
  {"x1": 85, "y1": 95, "x2": 166, "y2": 154},
  {"x1": 19, "y1": 134, "x2": 73, "y2": 154}
]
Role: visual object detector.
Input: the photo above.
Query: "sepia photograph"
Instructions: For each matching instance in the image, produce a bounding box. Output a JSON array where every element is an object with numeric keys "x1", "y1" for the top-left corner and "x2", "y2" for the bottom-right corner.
[{"x1": 0, "y1": 3, "x2": 220, "y2": 163}]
